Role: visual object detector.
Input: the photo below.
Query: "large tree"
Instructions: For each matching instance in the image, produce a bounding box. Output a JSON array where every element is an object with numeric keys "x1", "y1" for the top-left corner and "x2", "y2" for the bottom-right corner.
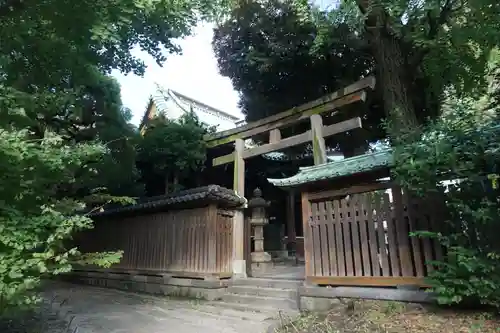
[
  {"x1": 215, "y1": 0, "x2": 500, "y2": 140},
  {"x1": 0, "y1": 0, "x2": 229, "y2": 310},
  {"x1": 213, "y1": 0, "x2": 371, "y2": 121},
  {"x1": 137, "y1": 112, "x2": 215, "y2": 196},
  {"x1": 0, "y1": 0, "x2": 226, "y2": 135},
  {"x1": 213, "y1": 0, "x2": 383, "y2": 155},
  {"x1": 308, "y1": 0, "x2": 500, "y2": 135},
  {"x1": 64, "y1": 73, "x2": 144, "y2": 199},
  {"x1": 0, "y1": 0, "x2": 228, "y2": 198}
]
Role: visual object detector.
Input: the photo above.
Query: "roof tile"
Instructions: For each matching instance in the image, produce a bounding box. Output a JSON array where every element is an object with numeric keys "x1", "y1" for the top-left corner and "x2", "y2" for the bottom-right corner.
[
  {"x1": 267, "y1": 149, "x2": 393, "y2": 187},
  {"x1": 90, "y1": 185, "x2": 245, "y2": 217}
]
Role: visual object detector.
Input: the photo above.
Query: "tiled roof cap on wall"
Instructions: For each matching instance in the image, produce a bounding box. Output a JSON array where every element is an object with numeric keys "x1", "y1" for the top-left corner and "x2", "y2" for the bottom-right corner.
[
  {"x1": 89, "y1": 185, "x2": 245, "y2": 217},
  {"x1": 268, "y1": 149, "x2": 393, "y2": 187}
]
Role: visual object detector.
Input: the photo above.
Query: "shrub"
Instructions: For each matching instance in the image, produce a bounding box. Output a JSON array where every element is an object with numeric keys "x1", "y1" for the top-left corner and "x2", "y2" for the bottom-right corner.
[
  {"x1": 393, "y1": 99, "x2": 500, "y2": 308},
  {"x1": 0, "y1": 129, "x2": 123, "y2": 314}
]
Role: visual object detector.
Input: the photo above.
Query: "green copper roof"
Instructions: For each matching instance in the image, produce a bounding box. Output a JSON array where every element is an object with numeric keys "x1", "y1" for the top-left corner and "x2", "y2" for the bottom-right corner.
[{"x1": 267, "y1": 149, "x2": 393, "y2": 187}]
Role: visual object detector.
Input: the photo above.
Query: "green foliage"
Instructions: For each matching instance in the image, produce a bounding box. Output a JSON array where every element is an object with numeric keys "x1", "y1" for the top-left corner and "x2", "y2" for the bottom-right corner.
[
  {"x1": 0, "y1": 0, "x2": 227, "y2": 76},
  {"x1": 82, "y1": 103, "x2": 144, "y2": 200},
  {"x1": 0, "y1": 0, "x2": 230, "y2": 314},
  {"x1": 393, "y1": 97, "x2": 500, "y2": 308},
  {"x1": 213, "y1": 0, "x2": 371, "y2": 121},
  {"x1": 483, "y1": 49, "x2": 500, "y2": 116},
  {"x1": 0, "y1": 128, "x2": 123, "y2": 314},
  {"x1": 372, "y1": 0, "x2": 500, "y2": 96},
  {"x1": 214, "y1": 0, "x2": 500, "y2": 148},
  {"x1": 302, "y1": 0, "x2": 500, "y2": 135},
  {"x1": 0, "y1": 66, "x2": 143, "y2": 200},
  {"x1": 212, "y1": 0, "x2": 383, "y2": 154},
  {"x1": 0, "y1": 0, "x2": 231, "y2": 198},
  {"x1": 137, "y1": 111, "x2": 215, "y2": 194},
  {"x1": 93, "y1": 117, "x2": 144, "y2": 198}
]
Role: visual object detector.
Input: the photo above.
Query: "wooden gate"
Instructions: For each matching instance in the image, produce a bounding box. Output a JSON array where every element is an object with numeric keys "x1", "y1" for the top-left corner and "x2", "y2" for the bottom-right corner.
[{"x1": 302, "y1": 182, "x2": 445, "y2": 287}]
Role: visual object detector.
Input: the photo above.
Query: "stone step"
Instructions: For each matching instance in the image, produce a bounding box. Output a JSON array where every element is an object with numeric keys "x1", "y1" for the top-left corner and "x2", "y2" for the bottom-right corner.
[
  {"x1": 231, "y1": 278, "x2": 302, "y2": 290},
  {"x1": 129, "y1": 309, "x2": 264, "y2": 333},
  {"x1": 181, "y1": 304, "x2": 274, "y2": 322},
  {"x1": 222, "y1": 293, "x2": 298, "y2": 311},
  {"x1": 208, "y1": 300, "x2": 298, "y2": 320},
  {"x1": 156, "y1": 306, "x2": 267, "y2": 329},
  {"x1": 227, "y1": 285, "x2": 297, "y2": 299},
  {"x1": 208, "y1": 300, "x2": 277, "y2": 316}
]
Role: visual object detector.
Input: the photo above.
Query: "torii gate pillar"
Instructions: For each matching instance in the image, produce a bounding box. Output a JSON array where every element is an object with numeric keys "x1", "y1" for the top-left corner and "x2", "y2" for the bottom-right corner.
[{"x1": 232, "y1": 138, "x2": 247, "y2": 278}]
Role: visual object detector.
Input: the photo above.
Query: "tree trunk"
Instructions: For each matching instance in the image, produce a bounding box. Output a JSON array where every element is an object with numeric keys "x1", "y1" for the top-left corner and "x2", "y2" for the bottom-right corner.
[
  {"x1": 369, "y1": 28, "x2": 419, "y2": 136},
  {"x1": 357, "y1": 0, "x2": 420, "y2": 138}
]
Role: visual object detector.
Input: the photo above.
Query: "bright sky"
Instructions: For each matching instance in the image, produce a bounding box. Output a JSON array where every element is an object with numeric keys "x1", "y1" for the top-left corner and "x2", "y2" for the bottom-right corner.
[
  {"x1": 113, "y1": 1, "x2": 332, "y2": 126},
  {"x1": 112, "y1": 22, "x2": 242, "y2": 126}
]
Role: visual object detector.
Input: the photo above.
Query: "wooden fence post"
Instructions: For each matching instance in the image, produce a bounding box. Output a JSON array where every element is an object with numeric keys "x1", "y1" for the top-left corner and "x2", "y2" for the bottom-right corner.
[{"x1": 301, "y1": 192, "x2": 314, "y2": 283}]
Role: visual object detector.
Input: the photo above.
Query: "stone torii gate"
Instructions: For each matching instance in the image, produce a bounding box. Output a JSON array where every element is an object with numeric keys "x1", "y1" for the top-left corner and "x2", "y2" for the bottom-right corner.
[{"x1": 203, "y1": 76, "x2": 376, "y2": 278}]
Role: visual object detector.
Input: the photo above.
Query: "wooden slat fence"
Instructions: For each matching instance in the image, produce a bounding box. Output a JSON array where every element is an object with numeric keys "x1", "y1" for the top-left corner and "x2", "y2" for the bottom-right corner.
[
  {"x1": 303, "y1": 183, "x2": 445, "y2": 287},
  {"x1": 76, "y1": 205, "x2": 233, "y2": 280}
]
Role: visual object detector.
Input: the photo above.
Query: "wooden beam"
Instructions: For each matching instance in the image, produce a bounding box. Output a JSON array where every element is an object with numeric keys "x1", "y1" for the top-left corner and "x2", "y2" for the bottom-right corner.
[
  {"x1": 307, "y1": 276, "x2": 428, "y2": 287},
  {"x1": 75, "y1": 267, "x2": 233, "y2": 280},
  {"x1": 205, "y1": 76, "x2": 374, "y2": 143},
  {"x1": 243, "y1": 131, "x2": 311, "y2": 160},
  {"x1": 213, "y1": 153, "x2": 235, "y2": 166},
  {"x1": 310, "y1": 114, "x2": 327, "y2": 165},
  {"x1": 323, "y1": 117, "x2": 362, "y2": 137},
  {"x1": 211, "y1": 117, "x2": 362, "y2": 166},
  {"x1": 206, "y1": 90, "x2": 366, "y2": 148},
  {"x1": 308, "y1": 181, "x2": 391, "y2": 201},
  {"x1": 205, "y1": 85, "x2": 370, "y2": 147}
]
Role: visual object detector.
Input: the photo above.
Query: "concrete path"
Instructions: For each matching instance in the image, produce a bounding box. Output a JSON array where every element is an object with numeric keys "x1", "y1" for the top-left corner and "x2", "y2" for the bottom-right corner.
[{"x1": 41, "y1": 283, "x2": 281, "y2": 333}]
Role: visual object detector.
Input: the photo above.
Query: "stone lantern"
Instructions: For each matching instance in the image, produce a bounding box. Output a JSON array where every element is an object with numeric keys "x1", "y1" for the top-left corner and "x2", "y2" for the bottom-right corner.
[{"x1": 248, "y1": 188, "x2": 273, "y2": 272}]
